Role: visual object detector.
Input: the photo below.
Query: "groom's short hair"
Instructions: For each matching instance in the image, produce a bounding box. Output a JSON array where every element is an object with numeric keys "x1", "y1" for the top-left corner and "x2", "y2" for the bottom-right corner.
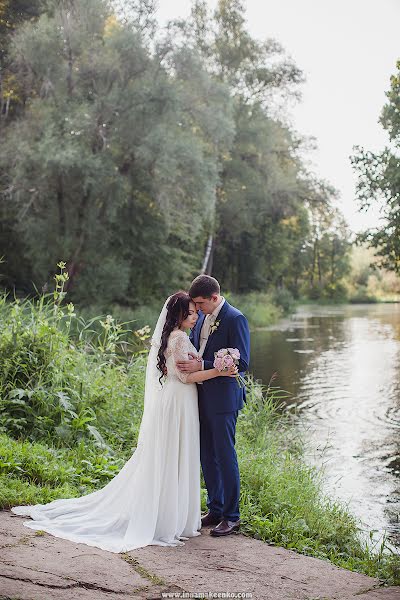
[{"x1": 189, "y1": 274, "x2": 220, "y2": 298}]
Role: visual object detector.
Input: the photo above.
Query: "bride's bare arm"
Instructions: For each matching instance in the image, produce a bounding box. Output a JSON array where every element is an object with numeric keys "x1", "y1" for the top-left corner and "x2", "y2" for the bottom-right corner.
[{"x1": 185, "y1": 365, "x2": 238, "y2": 384}]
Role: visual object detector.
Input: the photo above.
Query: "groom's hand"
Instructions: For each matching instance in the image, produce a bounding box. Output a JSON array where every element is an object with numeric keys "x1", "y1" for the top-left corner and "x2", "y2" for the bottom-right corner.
[{"x1": 176, "y1": 353, "x2": 202, "y2": 373}]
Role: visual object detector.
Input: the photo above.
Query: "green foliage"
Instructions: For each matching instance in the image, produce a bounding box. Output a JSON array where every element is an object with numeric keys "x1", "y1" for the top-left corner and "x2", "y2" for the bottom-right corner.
[
  {"x1": 344, "y1": 244, "x2": 400, "y2": 303},
  {"x1": 0, "y1": 0, "x2": 352, "y2": 306},
  {"x1": 298, "y1": 182, "x2": 352, "y2": 301},
  {"x1": 0, "y1": 433, "x2": 124, "y2": 491},
  {"x1": 187, "y1": 0, "x2": 303, "y2": 101},
  {"x1": 226, "y1": 291, "x2": 282, "y2": 327},
  {"x1": 271, "y1": 287, "x2": 295, "y2": 314},
  {"x1": 351, "y1": 59, "x2": 400, "y2": 274},
  {"x1": 0, "y1": 264, "x2": 148, "y2": 447},
  {"x1": 212, "y1": 104, "x2": 311, "y2": 293},
  {"x1": 0, "y1": 0, "x2": 45, "y2": 107},
  {"x1": 0, "y1": 0, "x2": 233, "y2": 302},
  {"x1": 176, "y1": 2, "x2": 350, "y2": 299}
]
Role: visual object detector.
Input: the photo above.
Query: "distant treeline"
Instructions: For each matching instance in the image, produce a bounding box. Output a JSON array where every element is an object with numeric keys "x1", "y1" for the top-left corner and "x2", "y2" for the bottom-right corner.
[{"x1": 0, "y1": 0, "x2": 353, "y2": 306}]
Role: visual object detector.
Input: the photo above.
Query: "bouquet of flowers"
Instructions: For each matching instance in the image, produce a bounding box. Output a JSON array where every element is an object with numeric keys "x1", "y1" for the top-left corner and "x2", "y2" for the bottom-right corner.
[{"x1": 213, "y1": 348, "x2": 246, "y2": 388}]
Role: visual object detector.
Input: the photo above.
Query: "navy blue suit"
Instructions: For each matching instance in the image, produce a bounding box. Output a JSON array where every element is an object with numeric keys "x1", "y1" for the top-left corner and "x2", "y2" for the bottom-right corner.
[{"x1": 189, "y1": 301, "x2": 250, "y2": 522}]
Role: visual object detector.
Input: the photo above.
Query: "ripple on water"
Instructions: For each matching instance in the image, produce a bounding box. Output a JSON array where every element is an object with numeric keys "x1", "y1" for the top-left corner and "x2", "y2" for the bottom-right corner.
[
  {"x1": 295, "y1": 392, "x2": 399, "y2": 433},
  {"x1": 385, "y1": 455, "x2": 400, "y2": 475},
  {"x1": 251, "y1": 303, "x2": 400, "y2": 547},
  {"x1": 299, "y1": 379, "x2": 347, "y2": 393},
  {"x1": 383, "y1": 406, "x2": 400, "y2": 429}
]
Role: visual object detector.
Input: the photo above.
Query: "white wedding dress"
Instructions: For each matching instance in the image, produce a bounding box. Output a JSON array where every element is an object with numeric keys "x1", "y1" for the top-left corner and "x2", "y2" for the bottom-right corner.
[{"x1": 11, "y1": 301, "x2": 202, "y2": 553}]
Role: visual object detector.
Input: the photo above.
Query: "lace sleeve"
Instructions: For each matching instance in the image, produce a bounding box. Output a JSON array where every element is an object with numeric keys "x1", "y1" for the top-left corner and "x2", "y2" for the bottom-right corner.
[{"x1": 169, "y1": 332, "x2": 191, "y2": 383}]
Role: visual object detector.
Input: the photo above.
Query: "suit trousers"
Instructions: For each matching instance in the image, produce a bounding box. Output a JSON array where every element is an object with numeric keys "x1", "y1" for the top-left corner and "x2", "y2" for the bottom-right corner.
[{"x1": 199, "y1": 408, "x2": 240, "y2": 522}]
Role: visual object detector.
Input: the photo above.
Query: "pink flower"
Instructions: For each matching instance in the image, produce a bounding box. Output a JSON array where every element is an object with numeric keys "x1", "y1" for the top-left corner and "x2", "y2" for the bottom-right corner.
[
  {"x1": 221, "y1": 354, "x2": 234, "y2": 368},
  {"x1": 214, "y1": 357, "x2": 224, "y2": 371},
  {"x1": 214, "y1": 348, "x2": 240, "y2": 371},
  {"x1": 216, "y1": 348, "x2": 228, "y2": 358},
  {"x1": 213, "y1": 347, "x2": 246, "y2": 387}
]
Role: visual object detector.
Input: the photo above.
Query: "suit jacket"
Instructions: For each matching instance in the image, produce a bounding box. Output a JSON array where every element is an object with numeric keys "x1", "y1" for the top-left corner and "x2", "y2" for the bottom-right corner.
[{"x1": 189, "y1": 300, "x2": 250, "y2": 415}]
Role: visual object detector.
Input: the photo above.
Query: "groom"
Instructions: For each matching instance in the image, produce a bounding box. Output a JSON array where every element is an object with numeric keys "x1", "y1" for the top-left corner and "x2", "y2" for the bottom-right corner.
[{"x1": 177, "y1": 275, "x2": 250, "y2": 536}]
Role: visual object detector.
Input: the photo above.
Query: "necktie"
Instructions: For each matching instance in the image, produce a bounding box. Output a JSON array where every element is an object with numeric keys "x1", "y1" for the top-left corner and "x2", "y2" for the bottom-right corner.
[{"x1": 198, "y1": 314, "x2": 214, "y2": 357}]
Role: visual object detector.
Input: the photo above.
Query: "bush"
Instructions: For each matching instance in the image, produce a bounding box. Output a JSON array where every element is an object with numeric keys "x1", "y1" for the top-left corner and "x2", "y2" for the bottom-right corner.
[
  {"x1": 226, "y1": 291, "x2": 282, "y2": 328},
  {"x1": 271, "y1": 287, "x2": 295, "y2": 314},
  {"x1": 79, "y1": 302, "x2": 160, "y2": 331},
  {"x1": 322, "y1": 282, "x2": 348, "y2": 301},
  {"x1": 348, "y1": 285, "x2": 378, "y2": 303},
  {"x1": 0, "y1": 265, "x2": 149, "y2": 447}
]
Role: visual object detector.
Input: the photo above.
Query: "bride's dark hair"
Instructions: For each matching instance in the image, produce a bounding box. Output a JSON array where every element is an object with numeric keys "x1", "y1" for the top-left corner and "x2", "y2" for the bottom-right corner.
[{"x1": 157, "y1": 291, "x2": 192, "y2": 382}]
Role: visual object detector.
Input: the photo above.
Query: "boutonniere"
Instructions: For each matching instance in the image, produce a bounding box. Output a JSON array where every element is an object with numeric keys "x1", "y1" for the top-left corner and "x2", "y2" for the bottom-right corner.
[{"x1": 210, "y1": 319, "x2": 220, "y2": 334}]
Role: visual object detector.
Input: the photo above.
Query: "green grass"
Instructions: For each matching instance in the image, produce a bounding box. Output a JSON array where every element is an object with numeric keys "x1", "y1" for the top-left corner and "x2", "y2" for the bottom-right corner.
[
  {"x1": 236, "y1": 386, "x2": 400, "y2": 583},
  {"x1": 79, "y1": 301, "x2": 162, "y2": 331},
  {"x1": 224, "y1": 291, "x2": 286, "y2": 328},
  {"x1": 0, "y1": 271, "x2": 399, "y2": 585}
]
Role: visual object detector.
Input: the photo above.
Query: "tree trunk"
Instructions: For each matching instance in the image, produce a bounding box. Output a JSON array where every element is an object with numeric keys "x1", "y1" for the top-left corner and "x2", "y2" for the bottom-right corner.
[
  {"x1": 330, "y1": 239, "x2": 336, "y2": 284},
  {"x1": 317, "y1": 244, "x2": 322, "y2": 286},
  {"x1": 201, "y1": 234, "x2": 213, "y2": 274}
]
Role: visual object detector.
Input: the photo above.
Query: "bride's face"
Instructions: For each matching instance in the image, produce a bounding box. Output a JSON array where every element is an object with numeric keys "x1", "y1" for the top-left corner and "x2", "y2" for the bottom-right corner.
[{"x1": 181, "y1": 301, "x2": 198, "y2": 330}]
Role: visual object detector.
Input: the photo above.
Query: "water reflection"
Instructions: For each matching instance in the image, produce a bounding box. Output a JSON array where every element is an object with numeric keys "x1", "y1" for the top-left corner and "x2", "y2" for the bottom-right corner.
[{"x1": 250, "y1": 303, "x2": 400, "y2": 549}]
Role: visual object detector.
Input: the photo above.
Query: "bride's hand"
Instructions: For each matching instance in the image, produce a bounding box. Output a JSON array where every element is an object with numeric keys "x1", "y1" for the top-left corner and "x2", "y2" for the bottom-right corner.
[{"x1": 221, "y1": 365, "x2": 238, "y2": 377}]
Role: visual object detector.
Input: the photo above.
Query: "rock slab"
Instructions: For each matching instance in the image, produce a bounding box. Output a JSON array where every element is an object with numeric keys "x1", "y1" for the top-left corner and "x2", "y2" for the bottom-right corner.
[{"x1": 0, "y1": 510, "x2": 398, "y2": 600}]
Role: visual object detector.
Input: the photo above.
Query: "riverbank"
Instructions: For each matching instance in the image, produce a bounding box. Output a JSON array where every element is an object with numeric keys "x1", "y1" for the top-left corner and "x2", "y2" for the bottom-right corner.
[
  {"x1": 0, "y1": 290, "x2": 399, "y2": 585},
  {"x1": 82, "y1": 288, "x2": 396, "y2": 334},
  {"x1": 293, "y1": 296, "x2": 400, "y2": 307},
  {"x1": 2, "y1": 509, "x2": 399, "y2": 600},
  {"x1": 80, "y1": 290, "x2": 286, "y2": 331}
]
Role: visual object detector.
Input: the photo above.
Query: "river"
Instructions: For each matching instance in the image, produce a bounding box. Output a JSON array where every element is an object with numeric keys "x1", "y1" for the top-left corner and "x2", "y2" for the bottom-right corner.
[{"x1": 250, "y1": 303, "x2": 400, "y2": 550}]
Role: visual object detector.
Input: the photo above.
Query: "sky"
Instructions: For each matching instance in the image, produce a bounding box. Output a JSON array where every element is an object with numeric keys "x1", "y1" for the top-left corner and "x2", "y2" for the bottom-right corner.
[{"x1": 155, "y1": 0, "x2": 400, "y2": 234}]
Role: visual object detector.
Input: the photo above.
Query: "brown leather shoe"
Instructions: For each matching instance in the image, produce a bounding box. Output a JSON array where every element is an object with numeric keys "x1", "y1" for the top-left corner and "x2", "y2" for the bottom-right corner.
[
  {"x1": 201, "y1": 512, "x2": 222, "y2": 527},
  {"x1": 210, "y1": 519, "x2": 240, "y2": 536}
]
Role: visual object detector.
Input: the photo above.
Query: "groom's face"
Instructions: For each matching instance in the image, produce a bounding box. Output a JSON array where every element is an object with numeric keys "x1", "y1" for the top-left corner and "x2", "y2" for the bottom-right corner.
[{"x1": 191, "y1": 294, "x2": 219, "y2": 315}]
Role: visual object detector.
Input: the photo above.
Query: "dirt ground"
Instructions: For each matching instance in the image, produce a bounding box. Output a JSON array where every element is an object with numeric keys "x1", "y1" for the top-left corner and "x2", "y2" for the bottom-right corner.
[{"x1": 1, "y1": 510, "x2": 399, "y2": 600}]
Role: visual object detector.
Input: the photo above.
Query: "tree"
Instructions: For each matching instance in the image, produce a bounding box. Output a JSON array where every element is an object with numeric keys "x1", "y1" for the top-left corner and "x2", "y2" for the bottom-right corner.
[
  {"x1": 0, "y1": 0, "x2": 351, "y2": 306},
  {"x1": 212, "y1": 102, "x2": 309, "y2": 292},
  {"x1": 351, "y1": 59, "x2": 400, "y2": 274},
  {"x1": 167, "y1": 0, "x2": 310, "y2": 292},
  {"x1": 176, "y1": 0, "x2": 303, "y2": 106},
  {"x1": 0, "y1": 0, "x2": 233, "y2": 303},
  {"x1": 0, "y1": 0, "x2": 45, "y2": 120}
]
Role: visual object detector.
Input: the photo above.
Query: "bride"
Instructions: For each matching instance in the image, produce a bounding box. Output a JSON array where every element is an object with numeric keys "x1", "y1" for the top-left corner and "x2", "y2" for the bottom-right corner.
[{"x1": 11, "y1": 291, "x2": 238, "y2": 553}]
